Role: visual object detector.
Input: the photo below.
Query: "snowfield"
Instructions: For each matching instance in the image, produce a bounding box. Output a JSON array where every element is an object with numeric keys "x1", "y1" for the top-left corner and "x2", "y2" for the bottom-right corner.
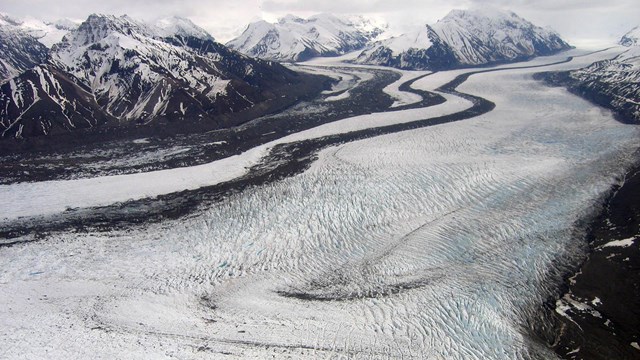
[{"x1": 1, "y1": 49, "x2": 639, "y2": 359}]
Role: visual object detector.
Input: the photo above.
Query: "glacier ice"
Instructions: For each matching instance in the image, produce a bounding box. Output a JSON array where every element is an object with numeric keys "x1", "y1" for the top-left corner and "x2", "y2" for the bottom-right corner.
[{"x1": 0, "y1": 49, "x2": 639, "y2": 359}]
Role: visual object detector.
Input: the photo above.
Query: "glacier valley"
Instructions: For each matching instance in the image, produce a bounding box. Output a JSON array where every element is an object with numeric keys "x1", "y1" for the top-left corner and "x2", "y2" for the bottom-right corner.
[{"x1": 0, "y1": 48, "x2": 638, "y2": 359}]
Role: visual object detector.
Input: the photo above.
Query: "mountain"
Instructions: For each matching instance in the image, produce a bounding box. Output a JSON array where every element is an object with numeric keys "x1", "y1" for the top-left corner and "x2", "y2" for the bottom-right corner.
[
  {"x1": 537, "y1": 26, "x2": 640, "y2": 123},
  {"x1": 227, "y1": 13, "x2": 386, "y2": 62},
  {"x1": 0, "y1": 14, "x2": 323, "y2": 139},
  {"x1": 0, "y1": 12, "x2": 78, "y2": 48},
  {"x1": 620, "y1": 26, "x2": 640, "y2": 47},
  {"x1": 154, "y1": 16, "x2": 215, "y2": 43},
  {"x1": 355, "y1": 8, "x2": 571, "y2": 70},
  {"x1": 13, "y1": 17, "x2": 78, "y2": 48},
  {"x1": 0, "y1": 14, "x2": 50, "y2": 83},
  {"x1": 0, "y1": 64, "x2": 114, "y2": 138}
]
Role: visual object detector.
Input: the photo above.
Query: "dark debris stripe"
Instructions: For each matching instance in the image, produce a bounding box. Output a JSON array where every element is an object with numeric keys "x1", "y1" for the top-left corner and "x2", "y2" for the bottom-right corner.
[{"x1": 0, "y1": 57, "x2": 574, "y2": 244}]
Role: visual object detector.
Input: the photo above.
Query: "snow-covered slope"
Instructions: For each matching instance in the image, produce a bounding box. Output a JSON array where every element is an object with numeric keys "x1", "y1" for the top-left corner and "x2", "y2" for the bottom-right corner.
[
  {"x1": 356, "y1": 8, "x2": 570, "y2": 70},
  {"x1": 0, "y1": 12, "x2": 78, "y2": 48},
  {"x1": 15, "y1": 17, "x2": 78, "y2": 48},
  {"x1": 620, "y1": 25, "x2": 640, "y2": 46},
  {"x1": 0, "y1": 14, "x2": 49, "y2": 83},
  {"x1": 227, "y1": 13, "x2": 385, "y2": 62},
  {"x1": 154, "y1": 16, "x2": 214, "y2": 43},
  {"x1": 539, "y1": 30, "x2": 640, "y2": 123},
  {"x1": 564, "y1": 47, "x2": 640, "y2": 121},
  {"x1": 0, "y1": 14, "x2": 317, "y2": 139}
]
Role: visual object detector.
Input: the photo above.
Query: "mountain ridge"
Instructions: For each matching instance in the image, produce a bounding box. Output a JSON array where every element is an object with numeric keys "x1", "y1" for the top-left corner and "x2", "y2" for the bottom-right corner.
[
  {"x1": 227, "y1": 13, "x2": 386, "y2": 62},
  {"x1": 355, "y1": 8, "x2": 571, "y2": 70},
  {"x1": 0, "y1": 13, "x2": 327, "y2": 139}
]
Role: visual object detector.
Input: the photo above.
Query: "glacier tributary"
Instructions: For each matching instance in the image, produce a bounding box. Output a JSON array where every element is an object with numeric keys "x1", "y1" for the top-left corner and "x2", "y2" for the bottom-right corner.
[{"x1": 0, "y1": 49, "x2": 638, "y2": 359}]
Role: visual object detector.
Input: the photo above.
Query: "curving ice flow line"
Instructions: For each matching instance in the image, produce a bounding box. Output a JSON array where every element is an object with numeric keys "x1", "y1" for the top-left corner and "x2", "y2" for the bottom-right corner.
[{"x1": 0, "y1": 51, "x2": 615, "y2": 223}]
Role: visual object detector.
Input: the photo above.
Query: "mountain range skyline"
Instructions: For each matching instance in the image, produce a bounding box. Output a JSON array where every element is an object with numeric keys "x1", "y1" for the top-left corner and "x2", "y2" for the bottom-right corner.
[{"x1": 0, "y1": 0, "x2": 637, "y2": 47}]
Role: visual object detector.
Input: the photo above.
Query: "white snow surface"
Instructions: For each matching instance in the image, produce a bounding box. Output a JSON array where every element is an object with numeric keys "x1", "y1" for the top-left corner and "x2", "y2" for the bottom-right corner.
[
  {"x1": 1, "y1": 49, "x2": 639, "y2": 359},
  {"x1": 0, "y1": 13, "x2": 78, "y2": 48},
  {"x1": 599, "y1": 237, "x2": 637, "y2": 249},
  {"x1": 620, "y1": 25, "x2": 640, "y2": 46},
  {"x1": 0, "y1": 146, "x2": 265, "y2": 220},
  {"x1": 376, "y1": 25, "x2": 433, "y2": 55},
  {"x1": 155, "y1": 16, "x2": 214, "y2": 41},
  {"x1": 227, "y1": 13, "x2": 385, "y2": 61},
  {"x1": 356, "y1": 8, "x2": 568, "y2": 69}
]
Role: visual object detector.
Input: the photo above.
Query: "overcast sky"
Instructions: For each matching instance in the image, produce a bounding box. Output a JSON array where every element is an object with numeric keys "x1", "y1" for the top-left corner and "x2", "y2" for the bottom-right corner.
[{"x1": 1, "y1": 0, "x2": 638, "y2": 47}]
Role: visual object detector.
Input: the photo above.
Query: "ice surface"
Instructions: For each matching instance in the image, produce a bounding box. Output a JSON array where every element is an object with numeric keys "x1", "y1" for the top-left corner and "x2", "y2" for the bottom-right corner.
[
  {"x1": 0, "y1": 64, "x2": 460, "y2": 221},
  {"x1": 1, "y1": 49, "x2": 639, "y2": 358},
  {"x1": 0, "y1": 146, "x2": 266, "y2": 221},
  {"x1": 300, "y1": 55, "x2": 428, "y2": 108}
]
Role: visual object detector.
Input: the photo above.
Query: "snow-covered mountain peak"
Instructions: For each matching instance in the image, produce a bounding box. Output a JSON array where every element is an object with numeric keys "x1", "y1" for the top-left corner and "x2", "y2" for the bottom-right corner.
[
  {"x1": 0, "y1": 13, "x2": 77, "y2": 48},
  {"x1": 375, "y1": 25, "x2": 432, "y2": 56},
  {"x1": 0, "y1": 12, "x2": 22, "y2": 26},
  {"x1": 441, "y1": 7, "x2": 517, "y2": 22},
  {"x1": 436, "y1": 7, "x2": 538, "y2": 34},
  {"x1": 58, "y1": 14, "x2": 214, "y2": 52},
  {"x1": 227, "y1": 13, "x2": 386, "y2": 62},
  {"x1": 68, "y1": 14, "x2": 151, "y2": 46},
  {"x1": 52, "y1": 18, "x2": 81, "y2": 31},
  {"x1": 155, "y1": 16, "x2": 214, "y2": 41},
  {"x1": 278, "y1": 14, "x2": 305, "y2": 24},
  {"x1": 345, "y1": 15, "x2": 388, "y2": 35},
  {"x1": 355, "y1": 8, "x2": 570, "y2": 70},
  {"x1": 1, "y1": 12, "x2": 315, "y2": 138},
  {"x1": 620, "y1": 26, "x2": 640, "y2": 47}
]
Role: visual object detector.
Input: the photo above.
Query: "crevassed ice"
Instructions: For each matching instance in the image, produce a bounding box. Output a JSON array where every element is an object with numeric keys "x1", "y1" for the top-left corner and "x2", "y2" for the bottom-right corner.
[{"x1": 0, "y1": 52, "x2": 638, "y2": 359}]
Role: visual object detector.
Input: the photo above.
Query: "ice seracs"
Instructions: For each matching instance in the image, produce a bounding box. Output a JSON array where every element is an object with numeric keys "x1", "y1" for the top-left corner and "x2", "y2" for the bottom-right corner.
[
  {"x1": 355, "y1": 8, "x2": 571, "y2": 70},
  {"x1": 0, "y1": 12, "x2": 79, "y2": 49},
  {"x1": 227, "y1": 13, "x2": 386, "y2": 62}
]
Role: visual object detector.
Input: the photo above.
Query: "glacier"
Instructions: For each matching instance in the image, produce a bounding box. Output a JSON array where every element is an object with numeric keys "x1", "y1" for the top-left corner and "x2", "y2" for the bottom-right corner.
[{"x1": 0, "y1": 48, "x2": 639, "y2": 359}]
